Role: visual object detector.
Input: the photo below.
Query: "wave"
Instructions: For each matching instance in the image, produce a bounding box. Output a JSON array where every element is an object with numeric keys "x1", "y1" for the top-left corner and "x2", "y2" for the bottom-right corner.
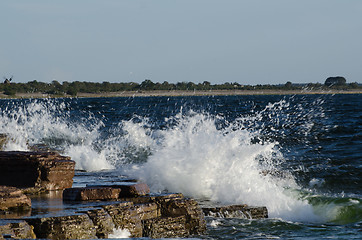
[{"x1": 1, "y1": 97, "x2": 360, "y2": 224}]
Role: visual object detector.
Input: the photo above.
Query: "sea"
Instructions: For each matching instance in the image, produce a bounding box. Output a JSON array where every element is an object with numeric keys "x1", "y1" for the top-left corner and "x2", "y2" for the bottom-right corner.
[{"x1": 0, "y1": 93, "x2": 361, "y2": 239}]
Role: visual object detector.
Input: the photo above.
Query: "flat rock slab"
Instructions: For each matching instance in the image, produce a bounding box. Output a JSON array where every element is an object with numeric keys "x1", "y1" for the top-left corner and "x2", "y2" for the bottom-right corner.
[
  {"x1": 88, "y1": 182, "x2": 150, "y2": 197},
  {"x1": 202, "y1": 204, "x2": 268, "y2": 219},
  {"x1": 0, "y1": 151, "x2": 75, "y2": 191},
  {"x1": 63, "y1": 187, "x2": 121, "y2": 201},
  {"x1": 0, "y1": 186, "x2": 31, "y2": 211}
]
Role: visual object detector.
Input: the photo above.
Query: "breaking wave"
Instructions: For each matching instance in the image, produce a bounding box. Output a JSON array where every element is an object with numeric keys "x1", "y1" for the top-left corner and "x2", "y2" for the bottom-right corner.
[{"x1": 0, "y1": 96, "x2": 360, "y2": 223}]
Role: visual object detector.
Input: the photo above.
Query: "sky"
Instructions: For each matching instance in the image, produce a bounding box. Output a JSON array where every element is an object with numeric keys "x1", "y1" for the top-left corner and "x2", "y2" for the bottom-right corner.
[{"x1": 1, "y1": 0, "x2": 362, "y2": 85}]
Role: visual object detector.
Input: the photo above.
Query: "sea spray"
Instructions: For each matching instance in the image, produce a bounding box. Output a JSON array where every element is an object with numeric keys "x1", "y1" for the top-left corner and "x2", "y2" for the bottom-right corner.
[
  {"x1": 0, "y1": 99, "x2": 113, "y2": 171},
  {"x1": 108, "y1": 228, "x2": 131, "y2": 238},
  {"x1": 124, "y1": 111, "x2": 320, "y2": 222}
]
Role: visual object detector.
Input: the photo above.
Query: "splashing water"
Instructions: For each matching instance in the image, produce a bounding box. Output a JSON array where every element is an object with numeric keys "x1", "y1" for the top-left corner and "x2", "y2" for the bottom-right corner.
[
  {"x1": 108, "y1": 228, "x2": 131, "y2": 238},
  {"x1": 1, "y1": 96, "x2": 358, "y2": 224},
  {"x1": 0, "y1": 99, "x2": 112, "y2": 171},
  {"x1": 125, "y1": 112, "x2": 320, "y2": 222}
]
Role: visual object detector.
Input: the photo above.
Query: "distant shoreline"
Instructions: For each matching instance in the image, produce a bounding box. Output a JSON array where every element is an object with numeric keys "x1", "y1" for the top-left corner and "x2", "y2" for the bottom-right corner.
[{"x1": 1, "y1": 89, "x2": 362, "y2": 99}]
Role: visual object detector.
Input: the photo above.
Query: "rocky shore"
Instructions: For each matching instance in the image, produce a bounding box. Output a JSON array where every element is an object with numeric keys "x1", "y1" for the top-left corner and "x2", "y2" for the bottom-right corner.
[{"x1": 0, "y1": 142, "x2": 268, "y2": 239}]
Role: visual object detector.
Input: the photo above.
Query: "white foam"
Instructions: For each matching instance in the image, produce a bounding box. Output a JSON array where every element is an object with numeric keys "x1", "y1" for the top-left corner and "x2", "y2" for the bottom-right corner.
[
  {"x1": 108, "y1": 228, "x2": 131, "y2": 238},
  {"x1": 126, "y1": 112, "x2": 320, "y2": 222},
  {"x1": 0, "y1": 99, "x2": 113, "y2": 171},
  {"x1": 65, "y1": 145, "x2": 113, "y2": 171},
  {"x1": 209, "y1": 219, "x2": 222, "y2": 227}
]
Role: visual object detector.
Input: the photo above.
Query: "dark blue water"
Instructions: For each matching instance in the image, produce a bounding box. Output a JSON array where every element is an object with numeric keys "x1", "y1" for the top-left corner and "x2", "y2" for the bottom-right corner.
[{"x1": 0, "y1": 94, "x2": 361, "y2": 239}]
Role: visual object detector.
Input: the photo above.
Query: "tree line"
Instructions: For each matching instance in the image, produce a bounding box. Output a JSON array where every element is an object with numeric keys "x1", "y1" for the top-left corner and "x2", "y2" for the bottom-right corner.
[{"x1": 1, "y1": 77, "x2": 361, "y2": 96}]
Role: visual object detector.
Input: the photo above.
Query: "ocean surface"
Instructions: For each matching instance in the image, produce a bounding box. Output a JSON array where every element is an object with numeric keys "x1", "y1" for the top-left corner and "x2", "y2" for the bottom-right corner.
[{"x1": 0, "y1": 94, "x2": 361, "y2": 239}]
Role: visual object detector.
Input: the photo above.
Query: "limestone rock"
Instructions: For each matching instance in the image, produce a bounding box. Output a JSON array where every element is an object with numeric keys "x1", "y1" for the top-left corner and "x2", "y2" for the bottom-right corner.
[
  {"x1": 80, "y1": 208, "x2": 115, "y2": 238},
  {"x1": 157, "y1": 197, "x2": 206, "y2": 235},
  {"x1": 0, "y1": 134, "x2": 7, "y2": 151},
  {"x1": 90, "y1": 182, "x2": 150, "y2": 197},
  {"x1": 143, "y1": 216, "x2": 189, "y2": 238},
  {"x1": 0, "y1": 186, "x2": 31, "y2": 211},
  {"x1": 102, "y1": 202, "x2": 143, "y2": 237},
  {"x1": 202, "y1": 204, "x2": 268, "y2": 219},
  {"x1": 25, "y1": 214, "x2": 97, "y2": 240},
  {"x1": 63, "y1": 187, "x2": 121, "y2": 201},
  {"x1": 118, "y1": 193, "x2": 206, "y2": 237},
  {"x1": 119, "y1": 182, "x2": 150, "y2": 197},
  {"x1": 0, "y1": 220, "x2": 36, "y2": 239},
  {"x1": 0, "y1": 151, "x2": 75, "y2": 191}
]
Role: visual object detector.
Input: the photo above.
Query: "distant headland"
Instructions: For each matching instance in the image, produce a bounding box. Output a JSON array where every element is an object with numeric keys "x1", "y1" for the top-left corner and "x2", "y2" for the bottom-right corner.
[{"x1": 1, "y1": 77, "x2": 361, "y2": 99}]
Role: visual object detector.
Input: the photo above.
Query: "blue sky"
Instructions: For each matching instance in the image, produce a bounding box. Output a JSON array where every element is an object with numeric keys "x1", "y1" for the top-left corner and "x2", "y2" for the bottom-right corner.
[{"x1": 1, "y1": 0, "x2": 361, "y2": 84}]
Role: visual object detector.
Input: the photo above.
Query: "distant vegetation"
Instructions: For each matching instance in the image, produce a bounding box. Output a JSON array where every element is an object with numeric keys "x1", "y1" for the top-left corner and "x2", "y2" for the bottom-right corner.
[{"x1": 1, "y1": 77, "x2": 361, "y2": 96}]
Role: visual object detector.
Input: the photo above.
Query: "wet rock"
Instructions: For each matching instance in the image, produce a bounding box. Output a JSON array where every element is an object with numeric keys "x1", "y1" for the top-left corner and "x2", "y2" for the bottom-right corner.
[
  {"x1": 90, "y1": 182, "x2": 150, "y2": 197},
  {"x1": 63, "y1": 187, "x2": 121, "y2": 201},
  {"x1": 0, "y1": 134, "x2": 7, "y2": 151},
  {"x1": 0, "y1": 220, "x2": 36, "y2": 239},
  {"x1": 202, "y1": 204, "x2": 268, "y2": 219},
  {"x1": 25, "y1": 213, "x2": 97, "y2": 240},
  {"x1": 118, "y1": 182, "x2": 150, "y2": 197},
  {"x1": 157, "y1": 197, "x2": 206, "y2": 235},
  {"x1": 133, "y1": 202, "x2": 160, "y2": 220},
  {"x1": 79, "y1": 208, "x2": 115, "y2": 238},
  {"x1": 0, "y1": 151, "x2": 75, "y2": 191},
  {"x1": 119, "y1": 193, "x2": 206, "y2": 237},
  {"x1": 143, "y1": 216, "x2": 189, "y2": 238},
  {"x1": 102, "y1": 202, "x2": 143, "y2": 237},
  {"x1": 120, "y1": 192, "x2": 185, "y2": 205},
  {"x1": 0, "y1": 186, "x2": 31, "y2": 212}
]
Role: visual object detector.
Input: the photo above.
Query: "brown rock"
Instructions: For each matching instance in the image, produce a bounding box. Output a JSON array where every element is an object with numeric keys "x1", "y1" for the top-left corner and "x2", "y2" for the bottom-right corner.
[
  {"x1": 121, "y1": 182, "x2": 150, "y2": 197},
  {"x1": 25, "y1": 214, "x2": 97, "y2": 240},
  {"x1": 63, "y1": 187, "x2": 121, "y2": 201},
  {"x1": 158, "y1": 197, "x2": 206, "y2": 235},
  {"x1": 0, "y1": 220, "x2": 36, "y2": 239},
  {"x1": 143, "y1": 216, "x2": 189, "y2": 238},
  {"x1": 133, "y1": 202, "x2": 160, "y2": 220},
  {"x1": 0, "y1": 134, "x2": 7, "y2": 151},
  {"x1": 202, "y1": 204, "x2": 268, "y2": 219},
  {"x1": 102, "y1": 202, "x2": 143, "y2": 237},
  {"x1": 79, "y1": 208, "x2": 115, "y2": 238},
  {"x1": 118, "y1": 192, "x2": 206, "y2": 236},
  {"x1": 0, "y1": 186, "x2": 31, "y2": 211},
  {"x1": 0, "y1": 151, "x2": 75, "y2": 191},
  {"x1": 91, "y1": 182, "x2": 150, "y2": 197}
]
